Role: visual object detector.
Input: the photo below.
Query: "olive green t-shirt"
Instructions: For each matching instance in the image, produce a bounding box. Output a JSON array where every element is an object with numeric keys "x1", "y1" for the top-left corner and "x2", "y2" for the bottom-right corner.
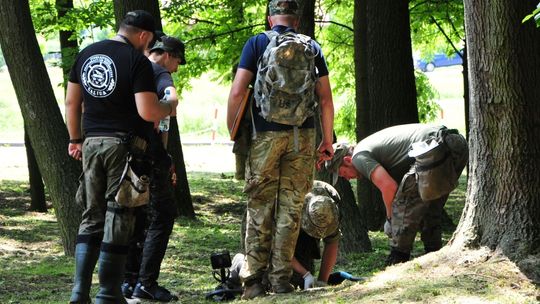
[{"x1": 352, "y1": 124, "x2": 443, "y2": 182}]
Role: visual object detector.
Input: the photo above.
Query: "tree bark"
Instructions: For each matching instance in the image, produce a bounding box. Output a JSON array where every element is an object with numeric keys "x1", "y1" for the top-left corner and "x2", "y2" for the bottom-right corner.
[
  {"x1": 112, "y1": 0, "x2": 162, "y2": 32},
  {"x1": 25, "y1": 126, "x2": 47, "y2": 212},
  {"x1": 451, "y1": 0, "x2": 540, "y2": 282},
  {"x1": 355, "y1": 0, "x2": 419, "y2": 230},
  {"x1": 56, "y1": 0, "x2": 78, "y2": 90},
  {"x1": 298, "y1": 0, "x2": 371, "y2": 254},
  {"x1": 0, "y1": 0, "x2": 82, "y2": 255},
  {"x1": 168, "y1": 118, "x2": 195, "y2": 217},
  {"x1": 297, "y1": 0, "x2": 315, "y2": 38}
]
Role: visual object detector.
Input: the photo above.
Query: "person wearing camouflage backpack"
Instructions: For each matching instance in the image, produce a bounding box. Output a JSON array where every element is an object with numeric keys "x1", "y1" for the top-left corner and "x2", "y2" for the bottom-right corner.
[{"x1": 226, "y1": 0, "x2": 334, "y2": 300}]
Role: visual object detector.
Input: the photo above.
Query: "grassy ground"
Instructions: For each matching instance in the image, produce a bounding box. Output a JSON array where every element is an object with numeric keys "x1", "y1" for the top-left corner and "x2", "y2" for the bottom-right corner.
[{"x1": 1, "y1": 173, "x2": 538, "y2": 303}]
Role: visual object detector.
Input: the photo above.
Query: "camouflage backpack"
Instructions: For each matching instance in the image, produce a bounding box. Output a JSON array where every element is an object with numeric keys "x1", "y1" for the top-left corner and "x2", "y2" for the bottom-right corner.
[{"x1": 253, "y1": 30, "x2": 319, "y2": 126}]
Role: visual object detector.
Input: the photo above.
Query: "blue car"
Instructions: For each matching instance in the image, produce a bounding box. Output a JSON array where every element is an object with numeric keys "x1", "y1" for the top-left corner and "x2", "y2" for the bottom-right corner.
[{"x1": 414, "y1": 51, "x2": 463, "y2": 72}]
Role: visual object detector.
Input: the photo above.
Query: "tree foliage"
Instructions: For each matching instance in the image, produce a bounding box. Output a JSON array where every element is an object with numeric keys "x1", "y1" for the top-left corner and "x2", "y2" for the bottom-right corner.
[
  {"x1": 30, "y1": 0, "x2": 114, "y2": 43},
  {"x1": 409, "y1": 0, "x2": 465, "y2": 58},
  {"x1": 161, "y1": 0, "x2": 266, "y2": 91}
]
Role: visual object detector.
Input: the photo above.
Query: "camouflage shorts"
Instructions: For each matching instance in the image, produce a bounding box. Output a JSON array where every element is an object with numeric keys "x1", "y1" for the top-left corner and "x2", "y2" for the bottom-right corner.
[{"x1": 240, "y1": 128, "x2": 316, "y2": 286}]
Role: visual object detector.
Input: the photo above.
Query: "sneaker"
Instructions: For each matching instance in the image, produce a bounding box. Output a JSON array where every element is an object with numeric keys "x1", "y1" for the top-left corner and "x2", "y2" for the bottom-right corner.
[
  {"x1": 241, "y1": 282, "x2": 266, "y2": 300},
  {"x1": 125, "y1": 297, "x2": 141, "y2": 304},
  {"x1": 133, "y1": 282, "x2": 178, "y2": 302},
  {"x1": 122, "y1": 282, "x2": 135, "y2": 298}
]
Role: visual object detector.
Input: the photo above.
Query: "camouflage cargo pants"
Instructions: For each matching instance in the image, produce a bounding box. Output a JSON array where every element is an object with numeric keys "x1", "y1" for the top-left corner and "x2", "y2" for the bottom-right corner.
[
  {"x1": 240, "y1": 128, "x2": 315, "y2": 287},
  {"x1": 77, "y1": 137, "x2": 136, "y2": 247},
  {"x1": 390, "y1": 132, "x2": 468, "y2": 254}
]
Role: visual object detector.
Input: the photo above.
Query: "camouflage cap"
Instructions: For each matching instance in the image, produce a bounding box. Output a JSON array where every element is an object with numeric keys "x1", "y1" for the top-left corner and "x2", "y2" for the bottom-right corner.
[
  {"x1": 150, "y1": 35, "x2": 186, "y2": 65},
  {"x1": 301, "y1": 181, "x2": 340, "y2": 239},
  {"x1": 325, "y1": 143, "x2": 352, "y2": 185},
  {"x1": 268, "y1": 0, "x2": 300, "y2": 16}
]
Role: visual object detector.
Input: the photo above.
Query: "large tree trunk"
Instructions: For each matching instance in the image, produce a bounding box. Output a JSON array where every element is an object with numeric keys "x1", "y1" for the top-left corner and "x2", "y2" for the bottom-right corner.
[
  {"x1": 355, "y1": 0, "x2": 419, "y2": 230},
  {"x1": 113, "y1": 0, "x2": 195, "y2": 217},
  {"x1": 25, "y1": 126, "x2": 47, "y2": 212},
  {"x1": 297, "y1": 0, "x2": 315, "y2": 38},
  {"x1": 300, "y1": 0, "x2": 370, "y2": 254},
  {"x1": 168, "y1": 118, "x2": 194, "y2": 217},
  {"x1": 451, "y1": 0, "x2": 540, "y2": 282},
  {"x1": 0, "y1": 0, "x2": 82, "y2": 255},
  {"x1": 112, "y1": 0, "x2": 162, "y2": 31}
]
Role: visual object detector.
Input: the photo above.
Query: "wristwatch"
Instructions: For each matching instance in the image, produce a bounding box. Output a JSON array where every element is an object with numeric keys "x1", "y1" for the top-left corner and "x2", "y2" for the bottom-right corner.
[{"x1": 69, "y1": 138, "x2": 83, "y2": 144}]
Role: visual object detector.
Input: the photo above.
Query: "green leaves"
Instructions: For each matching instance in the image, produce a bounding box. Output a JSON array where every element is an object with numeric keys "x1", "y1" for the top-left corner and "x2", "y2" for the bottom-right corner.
[{"x1": 522, "y1": 4, "x2": 540, "y2": 27}]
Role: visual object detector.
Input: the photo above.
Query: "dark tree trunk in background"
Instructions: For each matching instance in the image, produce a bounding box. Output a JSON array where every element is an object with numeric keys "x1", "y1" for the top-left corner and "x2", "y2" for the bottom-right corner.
[
  {"x1": 113, "y1": 0, "x2": 162, "y2": 32},
  {"x1": 56, "y1": 0, "x2": 78, "y2": 89},
  {"x1": 168, "y1": 118, "x2": 194, "y2": 217},
  {"x1": 355, "y1": 0, "x2": 419, "y2": 230},
  {"x1": 297, "y1": 0, "x2": 315, "y2": 38},
  {"x1": 25, "y1": 126, "x2": 47, "y2": 212},
  {"x1": 300, "y1": 0, "x2": 370, "y2": 254},
  {"x1": 113, "y1": 0, "x2": 195, "y2": 218},
  {"x1": 451, "y1": 0, "x2": 540, "y2": 282},
  {"x1": 0, "y1": 0, "x2": 82, "y2": 256}
]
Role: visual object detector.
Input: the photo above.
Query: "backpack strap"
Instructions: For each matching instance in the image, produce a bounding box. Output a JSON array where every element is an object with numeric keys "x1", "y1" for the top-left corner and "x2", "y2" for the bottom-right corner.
[{"x1": 263, "y1": 30, "x2": 279, "y2": 40}]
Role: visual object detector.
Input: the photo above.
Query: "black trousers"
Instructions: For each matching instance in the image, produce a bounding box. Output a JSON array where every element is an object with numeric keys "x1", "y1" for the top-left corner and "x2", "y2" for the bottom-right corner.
[{"x1": 125, "y1": 142, "x2": 177, "y2": 286}]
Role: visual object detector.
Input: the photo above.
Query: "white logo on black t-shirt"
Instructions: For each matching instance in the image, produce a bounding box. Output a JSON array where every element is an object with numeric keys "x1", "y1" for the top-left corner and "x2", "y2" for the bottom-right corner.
[{"x1": 81, "y1": 54, "x2": 117, "y2": 98}]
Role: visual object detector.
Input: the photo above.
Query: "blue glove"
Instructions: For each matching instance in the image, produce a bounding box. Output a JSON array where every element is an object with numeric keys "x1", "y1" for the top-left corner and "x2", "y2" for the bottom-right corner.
[{"x1": 327, "y1": 271, "x2": 365, "y2": 285}]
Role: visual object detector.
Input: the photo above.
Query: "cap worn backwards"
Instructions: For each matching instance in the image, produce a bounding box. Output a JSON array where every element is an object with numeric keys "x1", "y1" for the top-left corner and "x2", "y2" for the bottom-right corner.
[
  {"x1": 325, "y1": 142, "x2": 351, "y2": 185},
  {"x1": 122, "y1": 10, "x2": 156, "y2": 35},
  {"x1": 268, "y1": 0, "x2": 300, "y2": 16},
  {"x1": 150, "y1": 36, "x2": 187, "y2": 65}
]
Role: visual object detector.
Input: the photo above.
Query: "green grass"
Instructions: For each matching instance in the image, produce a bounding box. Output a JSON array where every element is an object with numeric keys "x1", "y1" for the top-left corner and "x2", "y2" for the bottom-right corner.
[
  {"x1": 1, "y1": 172, "x2": 539, "y2": 303},
  {"x1": 0, "y1": 172, "x2": 470, "y2": 303}
]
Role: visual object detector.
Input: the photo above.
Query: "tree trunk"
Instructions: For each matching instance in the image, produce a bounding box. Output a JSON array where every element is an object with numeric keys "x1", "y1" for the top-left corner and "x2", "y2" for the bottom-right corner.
[
  {"x1": 298, "y1": 0, "x2": 371, "y2": 254},
  {"x1": 0, "y1": 0, "x2": 82, "y2": 255},
  {"x1": 113, "y1": 0, "x2": 162, "y2": 32},
  {"x1": 451, "y1": 0, "x2": 540, "y2": 282},
  {"x1": 56, "y1": 0, "x2": 78, "y2": 90},
  {"x1": 25, "y1": 126, "x2": 47, "y2": 212},
  {"x1": 297, "y1": 0, "x2": 315, "y2": 38},
  {"x1": 168, "y1": 118, "x2": 195, "y2": 217},
  {"x1": 355, "y1": 0, "x2": 419, "y2": 230}
]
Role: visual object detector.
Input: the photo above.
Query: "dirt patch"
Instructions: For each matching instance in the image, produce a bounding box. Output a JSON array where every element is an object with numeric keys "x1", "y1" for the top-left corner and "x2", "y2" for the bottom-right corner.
[{"x1": 332, "y1": 247, "x2": 539, "y2": 303}]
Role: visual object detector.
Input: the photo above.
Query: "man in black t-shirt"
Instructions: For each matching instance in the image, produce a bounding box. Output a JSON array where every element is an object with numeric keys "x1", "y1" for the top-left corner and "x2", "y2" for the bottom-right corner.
[
  {"x1": 122, "y1": 35, "x2": 186, "y2": 302},
  {"x1": 66, "y1": 10, "x2": 178, "y2": 304}
]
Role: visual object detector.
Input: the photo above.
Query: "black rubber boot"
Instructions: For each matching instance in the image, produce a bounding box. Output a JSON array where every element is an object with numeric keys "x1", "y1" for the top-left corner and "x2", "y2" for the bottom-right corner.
[
  {"x1": 70, "y1": 243, "x2": 100, "y2": 304},
  {"x1": 95, "y1": 252, "x2": 129, "y2": 304}
]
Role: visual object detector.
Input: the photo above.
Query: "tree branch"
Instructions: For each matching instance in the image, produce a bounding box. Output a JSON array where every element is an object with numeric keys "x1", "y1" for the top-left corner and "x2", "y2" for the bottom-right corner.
[
  {"x1": 315, "y1": 20, "x2": 354, "y2": 32},
  {"x1": 186, "y1": 23, "x2": 265, "y2": 44},
  {"x1": 430, "y1": 16, "x2": 462, "y2": 57}
]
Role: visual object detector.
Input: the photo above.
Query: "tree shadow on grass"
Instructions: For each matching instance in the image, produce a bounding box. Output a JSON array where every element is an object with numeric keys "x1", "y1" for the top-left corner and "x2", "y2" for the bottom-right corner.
[{"x1": 0, "y1": 180, "x2": 57, "y2": 243}]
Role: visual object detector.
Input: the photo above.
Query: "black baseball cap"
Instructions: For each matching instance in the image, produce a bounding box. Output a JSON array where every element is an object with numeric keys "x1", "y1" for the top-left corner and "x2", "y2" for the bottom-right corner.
[
  {"x1": 150, "y1": 36, "x2": 187, "y2": 65},
  {"x1": 122, "y1": 10, "x2": 156, "y2": 35}
]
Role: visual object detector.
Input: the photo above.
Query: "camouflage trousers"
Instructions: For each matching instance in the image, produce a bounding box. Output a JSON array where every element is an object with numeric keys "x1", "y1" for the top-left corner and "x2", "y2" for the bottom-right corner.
[
  {"x1": 390, "y1": 133, "x2": 468, "y2": 254},
  {"x1": 76, "y1": 137, "x2": 136, "y2": 249},
  {"x1": 240, "y1": 128, "x2": 315, "y2": 287}
]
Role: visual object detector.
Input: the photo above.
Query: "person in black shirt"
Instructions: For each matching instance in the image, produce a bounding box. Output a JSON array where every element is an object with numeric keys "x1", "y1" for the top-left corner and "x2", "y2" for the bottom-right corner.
[
  {"x1": 229, "y1": 181, "x2": 341, "y2": 292},
  {"x1": 122, "y1": 35, "x2": 186, "y2": 302},
  {"x1": 66, "y1": 10, "x2": 178, "y2": 304}
]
